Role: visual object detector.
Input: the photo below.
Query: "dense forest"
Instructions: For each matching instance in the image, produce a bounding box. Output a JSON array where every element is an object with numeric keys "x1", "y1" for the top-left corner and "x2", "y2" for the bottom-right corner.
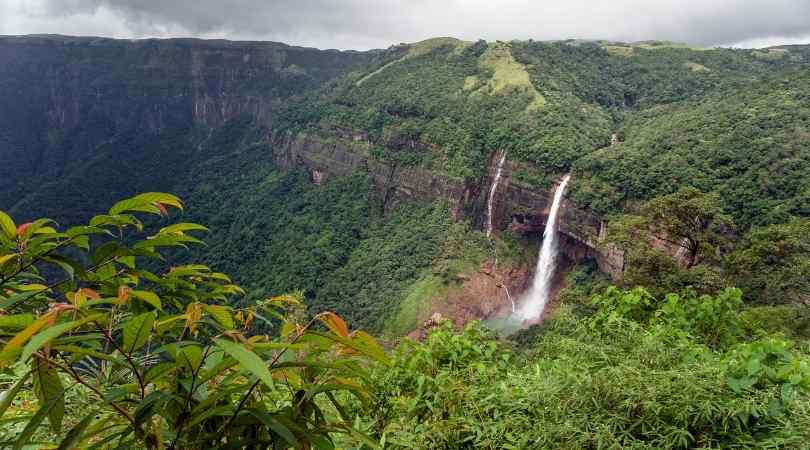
[{"x1": 1, "y1": 35, "x2": 809, "y2": 448}]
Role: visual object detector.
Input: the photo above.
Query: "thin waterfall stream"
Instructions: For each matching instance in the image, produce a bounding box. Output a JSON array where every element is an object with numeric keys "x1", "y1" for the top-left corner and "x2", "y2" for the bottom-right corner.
[
  {"x1": 486, "y1": 151, "x2": 507, "y2": 239},
  {"x1": 516, "y1": 174, "x2": 571, "y2": 321},
  {"x1": 484, "y1": 151, "x2": 515, "y2": 312}
]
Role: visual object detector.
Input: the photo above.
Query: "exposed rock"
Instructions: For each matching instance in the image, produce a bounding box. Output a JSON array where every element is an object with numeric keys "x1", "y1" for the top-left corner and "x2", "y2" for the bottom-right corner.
[{"x1": 272, "y1": 131, "x2": 625, "y2": 280}]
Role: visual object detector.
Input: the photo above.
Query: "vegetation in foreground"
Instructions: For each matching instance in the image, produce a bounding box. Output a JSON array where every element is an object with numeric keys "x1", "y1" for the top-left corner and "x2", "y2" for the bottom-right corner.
[{"x1": 1, "y1": 195, "x2": 809, "y2": 449}]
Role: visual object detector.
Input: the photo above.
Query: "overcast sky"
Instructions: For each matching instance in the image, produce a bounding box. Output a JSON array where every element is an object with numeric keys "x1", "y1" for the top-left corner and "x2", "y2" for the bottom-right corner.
[{"x1": 2, "y1": 0, "x2": 809, "y2": 50}]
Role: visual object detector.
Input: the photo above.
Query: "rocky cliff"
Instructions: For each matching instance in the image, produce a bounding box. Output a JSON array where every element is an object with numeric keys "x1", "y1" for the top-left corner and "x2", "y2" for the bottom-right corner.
[{"x1": 272, "y1": 131, "x2": 625, "y2": 279}]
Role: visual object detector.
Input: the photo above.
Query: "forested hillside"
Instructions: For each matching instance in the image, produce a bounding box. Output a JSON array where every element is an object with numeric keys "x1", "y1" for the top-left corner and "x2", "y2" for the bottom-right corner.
[{"x1": 1, "y1": 35, "x2": 810, "y2": 449}]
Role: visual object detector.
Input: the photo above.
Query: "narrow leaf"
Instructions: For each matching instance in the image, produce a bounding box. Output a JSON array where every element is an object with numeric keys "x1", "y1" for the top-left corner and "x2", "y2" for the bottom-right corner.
[
  {"x1": 56, "y1": 411, "x2": 96, "y2": 450},
  {"x1": 248, "y1": 410, "x2": 299, "y2": 447},
  {"x1": 318, "y1": 312, "x2": 349, "y2": 338},
  {"x1": 20, "y1": 314, "x2": 102, "y2": 363},
  {"x1": 0, "y1": 371, "x2": 30, "y2": 418},
  {"x1": 12, "y1": 388, "x2": 65, "y2": 450}
]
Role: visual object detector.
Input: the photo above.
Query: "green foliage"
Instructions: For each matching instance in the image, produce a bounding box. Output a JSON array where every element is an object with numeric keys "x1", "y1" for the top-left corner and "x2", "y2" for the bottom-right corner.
[
  {"x1": 644, "y1": 187, "x2": 734, "y2": 267},
  {"x1": 726, "y1": 218, "x2": 810, "y2": 305},
  {"x1": 573, "y1": 71, "x2": 810, "y2": 229},
  {"x1": 724, "y1": 338, "x2": 810, "y2": 415},
  {"x1": 318, "y1": 202, "x2": 486, "y2": 332},
  {"x1": 360, "y1": 303, "x2": 810, "y2": 449},
  {"x1": 0, "y1": 194, "x2": 386, "y2": 449},
  {"x1": 661, "y1": 288, "x2": 743, "y2": 348},
  {"x1": 591, "y1": 286, "x2": 744, "y2": 348}
]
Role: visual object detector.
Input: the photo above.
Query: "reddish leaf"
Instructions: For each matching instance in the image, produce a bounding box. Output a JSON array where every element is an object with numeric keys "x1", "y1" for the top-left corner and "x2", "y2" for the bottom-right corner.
[
  {"x1": 78, "y1": 288, "x2": 101, "y2": 300},
  {"x1": 154, "y1": 202, "x2": 169, "y2": 217},
  {"x1": 118, "y1": 286, "x2": 131, "y2": 303},
  {"x1": 318, "y1": 312, "x2": 349, "y2": 338},
  {"x1": 16, "y1": 222, "x2": 32, "y2": 236}
]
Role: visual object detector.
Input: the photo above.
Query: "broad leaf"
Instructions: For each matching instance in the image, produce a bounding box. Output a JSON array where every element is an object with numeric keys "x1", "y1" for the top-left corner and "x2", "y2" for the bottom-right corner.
[
  {"x1": 130, "y1": 290, "x2": 162, "y2": 309},
  {"x1": 123, "y1": 312, "x2": 155, "y2": 354},
  {"x1": 178, "y1": 344, "x2": 203, "y2": 372},
  {"x1": 0, "y1": 253, "x2": 18, "y2": 266},
  {"x1": 32, "y1": 357, "x2": 65, "y2": 433},
  {"x1": 160, "y1": 223, "x2": 209, "y2": 234},
  {"x1": 109, "y1": 192, "x2": 183, "y2": 215},
  {"x1": 0, "y1": 210, "x2": 15, "y2": 239},
  {"x1": 204, "y1": 304, "x2": 235, "y2": 330},
  {"x1": 215, "y1": 338, "x2": 275, "y2": 389}
]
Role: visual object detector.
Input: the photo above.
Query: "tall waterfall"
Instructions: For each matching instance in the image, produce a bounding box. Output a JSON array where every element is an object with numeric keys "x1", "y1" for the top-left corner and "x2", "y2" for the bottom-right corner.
[
  {"x1": 486, "y1": 151, "x2": 507, "y2": 239},
  {"x1": 517, "y1": 175, "x2": 571, "y2": 321}
]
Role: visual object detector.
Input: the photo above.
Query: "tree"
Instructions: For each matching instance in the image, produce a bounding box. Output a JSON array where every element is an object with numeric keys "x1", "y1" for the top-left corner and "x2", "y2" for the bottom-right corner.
[
  {"x1": 726, "y1": 218, "x2": 810, "y2": 305},
  {"x1": 643, "y1": 187, "x2": 733, "y2": 268},
  {"x1": 0, "y1": 193, "x2": 388, "y2": 449}
]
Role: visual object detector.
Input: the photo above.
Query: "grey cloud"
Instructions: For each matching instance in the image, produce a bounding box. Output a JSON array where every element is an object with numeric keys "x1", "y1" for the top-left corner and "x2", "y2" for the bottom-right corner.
[{"x1": 6, "y1": 0, "x2": 810, "y2": 49}]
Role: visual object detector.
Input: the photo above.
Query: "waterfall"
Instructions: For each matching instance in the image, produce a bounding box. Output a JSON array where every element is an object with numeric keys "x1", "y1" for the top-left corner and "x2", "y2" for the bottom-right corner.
[
  {"x1": 486, "y1": 151, "x2": 507, "y2": 239},
  {"x1": 517, "y1": 175, "x2": 571, "y2": 321}
]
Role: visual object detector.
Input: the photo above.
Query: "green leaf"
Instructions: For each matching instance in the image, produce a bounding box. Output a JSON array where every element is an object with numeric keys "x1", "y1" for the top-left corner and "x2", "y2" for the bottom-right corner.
[
  {"x1": 122, "y1": 312, "x2": 155, "y2": 354},
  {"x1": 204, "y1": 305, "x2": 235, "y2": 330},
  {"x1": 0, "y1": 253, "x2": 18, "y2": 266},
  {"x1": 32, "y1": 357, "x2": 65, "y2": 433},
  {"x1": 65, "y1": 226, "x2": 114, "y2": 238},
  {"x1": 214, "y1": 338, "x2": 275, "y2": 389},
  {"x1": 248, "y1": 410, "x2": 299, "y2": 447},
  {"x1": 132, "y1": 234, "x2": 203, "y2": 250},
  {"x1": 109, "y1": 193, "x2": 183, "y2": 215},
  {"x1": 56, "y1": 411, "x2": 96, "y2": 450},
  {"x1": 0, "y1": 291, "x2": 44, "y2": 310},
  {"x1": 0, "y1": 314, "x2": 35, "y2": 331},
  {"x1": 310, "y1": 433, "x2": 335, "y2": 450},
  {"x1": 130, "y1": 291, "x2": 162, "y2": 310},
  {"x1": 0, "y1": 210, "x2": 16, "y2": 239},
  {"x1": 40, "y1": 254, "x2": 84, "y2": 280},
  {"x1": 159, "y1": 223, "x2": 209, "y2": 234},
  {"x1": 12, "y1": 387, "x2": 65, "y2": 450},
  {"x1": 0, "y1": 371, "x2": 30, "y2": 418},
  {"x1": 178, "y1": 344, "x2": 203, "y2": 372}
]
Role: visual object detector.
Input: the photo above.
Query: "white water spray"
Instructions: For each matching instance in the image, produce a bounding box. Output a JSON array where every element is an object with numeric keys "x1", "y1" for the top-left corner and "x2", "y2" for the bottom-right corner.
[
  {"x1": 486, "y1": 151, "x2": 507, "y2": 239},
  {"x1": 517, "y1": 175, "x2": 571, "y2": 321}
]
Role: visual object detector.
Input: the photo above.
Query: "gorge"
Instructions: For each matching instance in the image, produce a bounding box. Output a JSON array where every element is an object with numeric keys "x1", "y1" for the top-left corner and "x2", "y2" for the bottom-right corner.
[{"x1": 2, "y1": 28, "x2": 810, "y2": 449}]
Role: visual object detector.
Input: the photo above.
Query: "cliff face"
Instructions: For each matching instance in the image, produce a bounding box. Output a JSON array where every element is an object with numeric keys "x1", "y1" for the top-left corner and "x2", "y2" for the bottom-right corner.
[
  {"x1": 0, "y1": 35, "x2": 373, "y2": 220},
  {"x1": 273, "y1": 132, "x2": 625, "y2": 279}
]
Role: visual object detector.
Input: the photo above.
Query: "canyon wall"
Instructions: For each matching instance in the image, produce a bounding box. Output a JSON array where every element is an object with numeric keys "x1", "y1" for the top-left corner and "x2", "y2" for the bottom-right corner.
[{"x1": 0, "y1": 35, "x2": 372, "y2": 219}]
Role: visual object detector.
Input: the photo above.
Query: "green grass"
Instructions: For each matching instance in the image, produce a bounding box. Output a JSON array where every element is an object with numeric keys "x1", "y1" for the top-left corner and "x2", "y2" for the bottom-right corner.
[
  {"x1": 603, "y1": 45, "x2": 634, "y2": 57},
  {"x1": 685, "y1": 61, "x2": 711, "y2": 72},
  {"x1": 357, "y1": 37, "x2": 470, "y2": 87},
  {"x1": 384, "y1": 274, "x2": 445, "y2": 337},
  {"x1": 477, "y1": 42, "x2": 546, "y2": 110},
  {"x1": 752, "y1": 49, "x2": 788, "y2": 61}
]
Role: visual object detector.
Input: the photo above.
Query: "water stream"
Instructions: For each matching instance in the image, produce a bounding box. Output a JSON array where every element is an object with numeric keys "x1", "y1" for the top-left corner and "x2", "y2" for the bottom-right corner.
[
  {"x1": 516, "y1": 174, "x2": 571, "y2": 321},
  {"x1": 486, "y1": 151, "x2": 507, "y2": 239}
]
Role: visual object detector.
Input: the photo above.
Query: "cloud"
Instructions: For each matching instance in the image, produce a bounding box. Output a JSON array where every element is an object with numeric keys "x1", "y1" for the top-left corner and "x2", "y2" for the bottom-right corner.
[{"x1": 2, "y1": 0, "x2": 809, "y2": 50}]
